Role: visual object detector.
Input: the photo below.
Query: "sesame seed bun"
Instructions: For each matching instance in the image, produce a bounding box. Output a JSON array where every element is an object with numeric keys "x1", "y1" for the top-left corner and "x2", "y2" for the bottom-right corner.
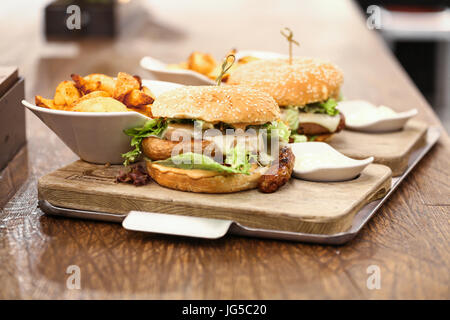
[
  {"x1": 228, "y1": 58, "x2": 343, "y2": 107},
  {"x1": 151, "y1": 85, "x2": 280, "y2": 124},
  {"x1": 147, "y1": 161, "x2": 262, "y2": 193}
]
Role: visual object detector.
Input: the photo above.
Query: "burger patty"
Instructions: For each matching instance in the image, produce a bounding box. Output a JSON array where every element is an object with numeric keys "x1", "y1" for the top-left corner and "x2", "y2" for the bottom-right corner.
[
  {"x1": 142, "y1": 136, "x2": 213, "y2": 160},
  {"x1": 258, "y1": 146, "x2": 295, "y2": 193},
  {"x1": 297, "y1": 113, "x2": 346, "y2": 135}
]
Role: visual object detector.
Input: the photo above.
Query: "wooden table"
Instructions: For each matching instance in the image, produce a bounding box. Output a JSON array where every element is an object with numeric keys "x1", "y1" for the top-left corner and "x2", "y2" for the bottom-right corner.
[{"x1": 0, "y1": 0, "x2": 449, "y2": 299}]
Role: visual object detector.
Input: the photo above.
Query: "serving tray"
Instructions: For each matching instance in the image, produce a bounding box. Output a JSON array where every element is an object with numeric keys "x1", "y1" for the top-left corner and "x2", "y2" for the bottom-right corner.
[
  {"x1": 330, "y1": 120, "x2": 428, "y2": 176},
  {"x1": 38, "y1": 127, "x2": 440, "y2": 244}
]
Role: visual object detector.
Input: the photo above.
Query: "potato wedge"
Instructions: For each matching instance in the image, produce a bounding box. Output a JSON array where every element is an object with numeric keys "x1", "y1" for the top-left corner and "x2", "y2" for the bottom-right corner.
[
  {"x1": 73, "y1": 91, "x2": 111, "y2": 107},
  {"x1": 123, "y1": 89, "x2": 155, "y2": 108},
  {"x1": 167, "y1": 62, "x2": 188, "y2": 70},
  {"x1": 54, "y1": 81, "x2": 81, "y2": 106},
  {"x1": 187, "y1": 52, "x2": 217, "y2": 75},
  {"x1": 114, "y1": 72, "x2": 140, "y2": 102},
  {"x1": 72, "y1": 97, "x2": 128, "y2": 112},
  {"x1": 35, "y1": 95, "x2": 58, "y2": 109},
  {"x1": 71, "y1": 73, "x2": 116, "y2": 95}
]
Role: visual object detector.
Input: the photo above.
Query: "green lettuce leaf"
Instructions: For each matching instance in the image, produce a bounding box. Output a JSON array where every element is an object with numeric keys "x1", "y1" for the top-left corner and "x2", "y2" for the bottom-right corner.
[
  {"x1": 291, "y1": 134, "x2": 307, "y2": 143},
  {"x1": 155, "y1": 151, "x2": 254, "y2": 175},
  {"x1": 122, "y1": 119, "x2": 168, "y2": 166},
  {"x1": 264, "y1": 120, "x2": 291, "y2": 142},
  {"x1": 283, "y1": 106, "x2": 300, "y2": 131},
  {"x1": 304, "y1": 98, "x2": 339, "y2": 116}
]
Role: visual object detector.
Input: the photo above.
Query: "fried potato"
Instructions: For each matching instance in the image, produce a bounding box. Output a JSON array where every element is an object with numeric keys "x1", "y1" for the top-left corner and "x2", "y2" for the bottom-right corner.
[
  {"x1": 142, "y1": 86, "x2": 156, "y2": 100},
  {"x1": 54, "y1": 81, "x2": 81, "y2": 106},
  {"x1": 123, "y1": 89, "x2": 155, "y2": 108},
  {"x1": 35, "y1": 95, "x2": 58, "y2": 109},
  {"x1": 187, "y1": 52, "x2": 217, "y2": 75},
  {"x1": 167, "y1": 62, "x2": 188, "y2": 70},
  {"x1": 73, "y1": 91, "x2": 111, "y2": 106},
  {"x1": 71, "y1": 73, "x2": 116, "y2": 95},
  {"x1": 238, "y1": 56, "x2": 260, "y2": 64},
  {"x1": 128, "y1": 105, "x2": 153, "y2": 118},
  {"x1": 207, "y1": 63, "x2": 238, "y2": 82},
  {"x1": 72, "y1": 97, "x2": 129, "y2": 112},
  {"x1": 114, "y1": 72, "x2": 140, "y2": 102}
]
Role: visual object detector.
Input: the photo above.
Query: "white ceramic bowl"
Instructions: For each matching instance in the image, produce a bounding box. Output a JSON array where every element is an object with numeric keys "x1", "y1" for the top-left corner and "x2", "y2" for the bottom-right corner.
[
  {"x1": 338, "y1": 100, "x2": 418, "y2": 132},
  {"x1": 290, "y1": 142, "x2": 374, "y2": 182},
  {"x1": 140, "y1": 50, "x2": 287, "y2": 85},
  {"x1": 22, "y1": 80, "x2": 181, "y2": 164}
]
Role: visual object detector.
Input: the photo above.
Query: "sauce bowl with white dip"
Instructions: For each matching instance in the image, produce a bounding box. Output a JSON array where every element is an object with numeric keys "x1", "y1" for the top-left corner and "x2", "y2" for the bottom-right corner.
[
  {"x1": 338, "y1": 100, "x2": 417, "y2": 132},
  {"x1": 290, "y1": 142, "x2": 374, "y2": 182}
]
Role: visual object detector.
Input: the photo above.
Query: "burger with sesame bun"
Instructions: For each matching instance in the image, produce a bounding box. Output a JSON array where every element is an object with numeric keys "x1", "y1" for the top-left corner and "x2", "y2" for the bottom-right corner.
[
  {"x1": 228, "y1": 57, "x2": 345, "y2": 142},
  {"x1": 121, "y1": 85, "x2": 295, "y2": 193}
]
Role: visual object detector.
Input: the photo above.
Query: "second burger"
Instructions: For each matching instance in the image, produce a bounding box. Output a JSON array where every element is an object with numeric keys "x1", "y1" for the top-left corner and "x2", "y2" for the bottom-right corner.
[{"x1": 228, "y1": 57, "x2": 345, "y2": 142}]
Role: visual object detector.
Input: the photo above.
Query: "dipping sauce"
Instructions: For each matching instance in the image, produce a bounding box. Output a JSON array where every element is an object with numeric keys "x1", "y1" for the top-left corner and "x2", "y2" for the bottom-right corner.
[
  {"x1": 338, "y1": 100, "x2": 398, "y2": 126},
  {"x1": 294, "y1": 149, "x2": 359, "y2": 172}
]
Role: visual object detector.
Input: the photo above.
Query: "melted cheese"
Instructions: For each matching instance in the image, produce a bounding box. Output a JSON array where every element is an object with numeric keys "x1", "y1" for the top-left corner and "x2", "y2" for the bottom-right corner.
[
  {"x1": 298, "y1": 113, "x2": 340, "y2": 132},
  {"x1": 163, "y1": 123, "x2": 196, "y2": 140}
]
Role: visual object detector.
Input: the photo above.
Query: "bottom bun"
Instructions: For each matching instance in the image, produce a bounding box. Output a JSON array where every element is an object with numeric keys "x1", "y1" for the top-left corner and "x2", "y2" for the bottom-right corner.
[{"x1": 147, "y1": 161, "x2": 262, "y2": 193}]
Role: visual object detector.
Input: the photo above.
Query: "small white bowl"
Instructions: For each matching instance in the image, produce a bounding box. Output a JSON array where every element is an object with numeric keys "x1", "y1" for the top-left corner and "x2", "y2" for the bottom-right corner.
[
  {"x1": 338, "y1": 100, "x2": 418, "y2": 132},
  {"x1": 22, "y1": 80, "x2": 181, "y2": 164},
  {"x1": 290, "y1": 142, "x2": 373, "y2": 182},
  {"x1": 140, "y1": 50, "x2": 287, "y2": 85}
]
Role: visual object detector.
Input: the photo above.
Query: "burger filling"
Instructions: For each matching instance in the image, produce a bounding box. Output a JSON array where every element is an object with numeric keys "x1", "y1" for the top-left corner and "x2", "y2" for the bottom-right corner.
[
  {"x1": 281, "y1": 98, "x2": 345, "y2": 141},
  {"x1": 122, "y1": 118, "x2": 291, "y2": 176}
]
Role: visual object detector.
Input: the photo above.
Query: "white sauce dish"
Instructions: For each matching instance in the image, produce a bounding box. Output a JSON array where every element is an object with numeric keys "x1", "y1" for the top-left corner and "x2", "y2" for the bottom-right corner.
[
  {"x1": 140, "y1": 50, "x2": 287, "y2": 85},
  {"x1": 290, "y1": 142, "x2": 374, "y2": 182},
  {"x1": 22, "y1": 80, "x2": 181, "y2": 164},
  {"x1": 338, "y1": 100, "x2": 417, "y2": 132}
]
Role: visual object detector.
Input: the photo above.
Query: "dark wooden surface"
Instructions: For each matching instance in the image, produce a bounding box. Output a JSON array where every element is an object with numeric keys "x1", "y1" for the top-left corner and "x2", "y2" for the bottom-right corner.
[{"x1": 0, "y1": 0, "x2": 449, "y2": 299}]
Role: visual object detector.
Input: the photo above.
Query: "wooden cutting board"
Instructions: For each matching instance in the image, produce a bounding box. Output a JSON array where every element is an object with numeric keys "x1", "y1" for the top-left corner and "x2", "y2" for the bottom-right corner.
[
  {"x1": 330, "y1": 120, "x2": 427, "y2": 176},
  {"x1": 38, "y1": 160, "x2": 392, "y2": 235}
]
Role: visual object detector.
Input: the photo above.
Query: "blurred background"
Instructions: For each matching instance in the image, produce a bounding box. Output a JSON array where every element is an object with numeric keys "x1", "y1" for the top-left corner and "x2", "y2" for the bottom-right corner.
[{"x1": 0, "y1": 0, "x2": 449, "y2": 131}]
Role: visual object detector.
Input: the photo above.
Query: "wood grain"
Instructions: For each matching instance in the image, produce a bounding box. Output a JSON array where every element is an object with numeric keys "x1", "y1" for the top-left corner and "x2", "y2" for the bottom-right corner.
[
  {"x1": 38, "y1": 161, "x2": 391, "y2": 234},
  {"x1": 330, "y1": 120, "x2": 428, "y2": 176},
  {"x1": 0, "y1": 0, "x2": 448, "y2": 299}
]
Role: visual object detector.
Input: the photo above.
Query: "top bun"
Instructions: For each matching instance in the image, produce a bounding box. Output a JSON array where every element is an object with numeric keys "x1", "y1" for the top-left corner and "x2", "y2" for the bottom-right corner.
[
  {"x1": 228, "y1": 58, "x2": 343, "y2": 106},
  {"x1": 151, "y1": 85, "x2": 280, "y2": 124}
]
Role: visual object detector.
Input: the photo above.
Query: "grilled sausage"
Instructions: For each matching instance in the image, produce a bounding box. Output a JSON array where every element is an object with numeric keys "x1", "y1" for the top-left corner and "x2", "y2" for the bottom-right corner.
[
  {"x1": 258, "y1": 146, "x2": 295, "y2": 193},
  {"x1": 142, "y1": 137, "x2": 213, "y2": 161}
]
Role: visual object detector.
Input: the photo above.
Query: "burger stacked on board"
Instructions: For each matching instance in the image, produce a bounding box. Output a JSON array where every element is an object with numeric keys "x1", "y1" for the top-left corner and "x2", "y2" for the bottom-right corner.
[
  {"x1": 228, "y1": 58, "x2": 345, "y2": 142},
  {"x1": 122, "y1": 85, "x2": 295, "y2": 193}
]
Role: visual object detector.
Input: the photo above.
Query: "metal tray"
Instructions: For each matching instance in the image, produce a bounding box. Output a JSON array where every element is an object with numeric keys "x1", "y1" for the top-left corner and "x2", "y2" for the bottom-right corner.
[{"x1": 39, "y1": 127, "x2": 440, "y2": 245}]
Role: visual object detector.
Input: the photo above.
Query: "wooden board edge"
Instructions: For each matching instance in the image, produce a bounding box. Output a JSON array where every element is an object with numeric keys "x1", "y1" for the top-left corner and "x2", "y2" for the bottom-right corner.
[{"x1": 38, "y1": 168, "x2": 392, "y2": 235}]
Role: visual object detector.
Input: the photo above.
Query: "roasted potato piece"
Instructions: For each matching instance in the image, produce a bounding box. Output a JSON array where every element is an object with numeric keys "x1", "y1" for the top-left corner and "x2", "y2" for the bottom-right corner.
[
  {"x1": 71, "y1": 73, "x2": 116, "y2": 95},
  {"x1": 114, "y1": 72, "x2": 140, "y2": 102},
  {"x1": 74, "y1": 91, "x2": 111, "y2": 106},
  {"x1": 167, "y1": 62, "x2": 188, "y2": 70},
  {"x1": 187, "y1": 52, "x2": 217, "y2": 75},
  {"x1": 54, "y1": 81, "x2": 81, "y2": 106},
  {"x1": 207, "y1": 63, "x2": 238, "y2": 82},
  {"x1": 72, "y1": 97, "x2": 128, "y2": 112},
  {"x1": 237, "y1": 56, "x2": 260, "y2": 64},
  {"x1": 35, "y1": 95, "x2": 55, "y2": 109},
  {"x1": 123, "y1": 89, "x2": 154, "y2": 108},
  {"x1": 142, "y1": 86, "x2": 156, "y2": 100},
  {"x1": 128, "y1": 105, "x2": 153, "y2": 118}
]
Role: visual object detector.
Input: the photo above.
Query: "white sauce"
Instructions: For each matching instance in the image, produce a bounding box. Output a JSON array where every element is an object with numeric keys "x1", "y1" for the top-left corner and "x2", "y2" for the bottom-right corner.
[
  {"x1": 298, "y1": 113, "x2": 341, "y2": 132},
  {"x1": 294, "y1": 150, "x2": 358, "y2": 172},
  {"x1": 338, "y1": 101, "x2": 398, "y2": 126}
]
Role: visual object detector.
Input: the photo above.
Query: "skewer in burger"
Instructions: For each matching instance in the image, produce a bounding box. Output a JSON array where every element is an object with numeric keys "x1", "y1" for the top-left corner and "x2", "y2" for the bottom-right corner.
[
  {"x1": 228, "y1": 58, "x2": 345, "y2": 142},
  {"x1": 122, "y1": 85, "x2": 295, "y2": 193}
]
